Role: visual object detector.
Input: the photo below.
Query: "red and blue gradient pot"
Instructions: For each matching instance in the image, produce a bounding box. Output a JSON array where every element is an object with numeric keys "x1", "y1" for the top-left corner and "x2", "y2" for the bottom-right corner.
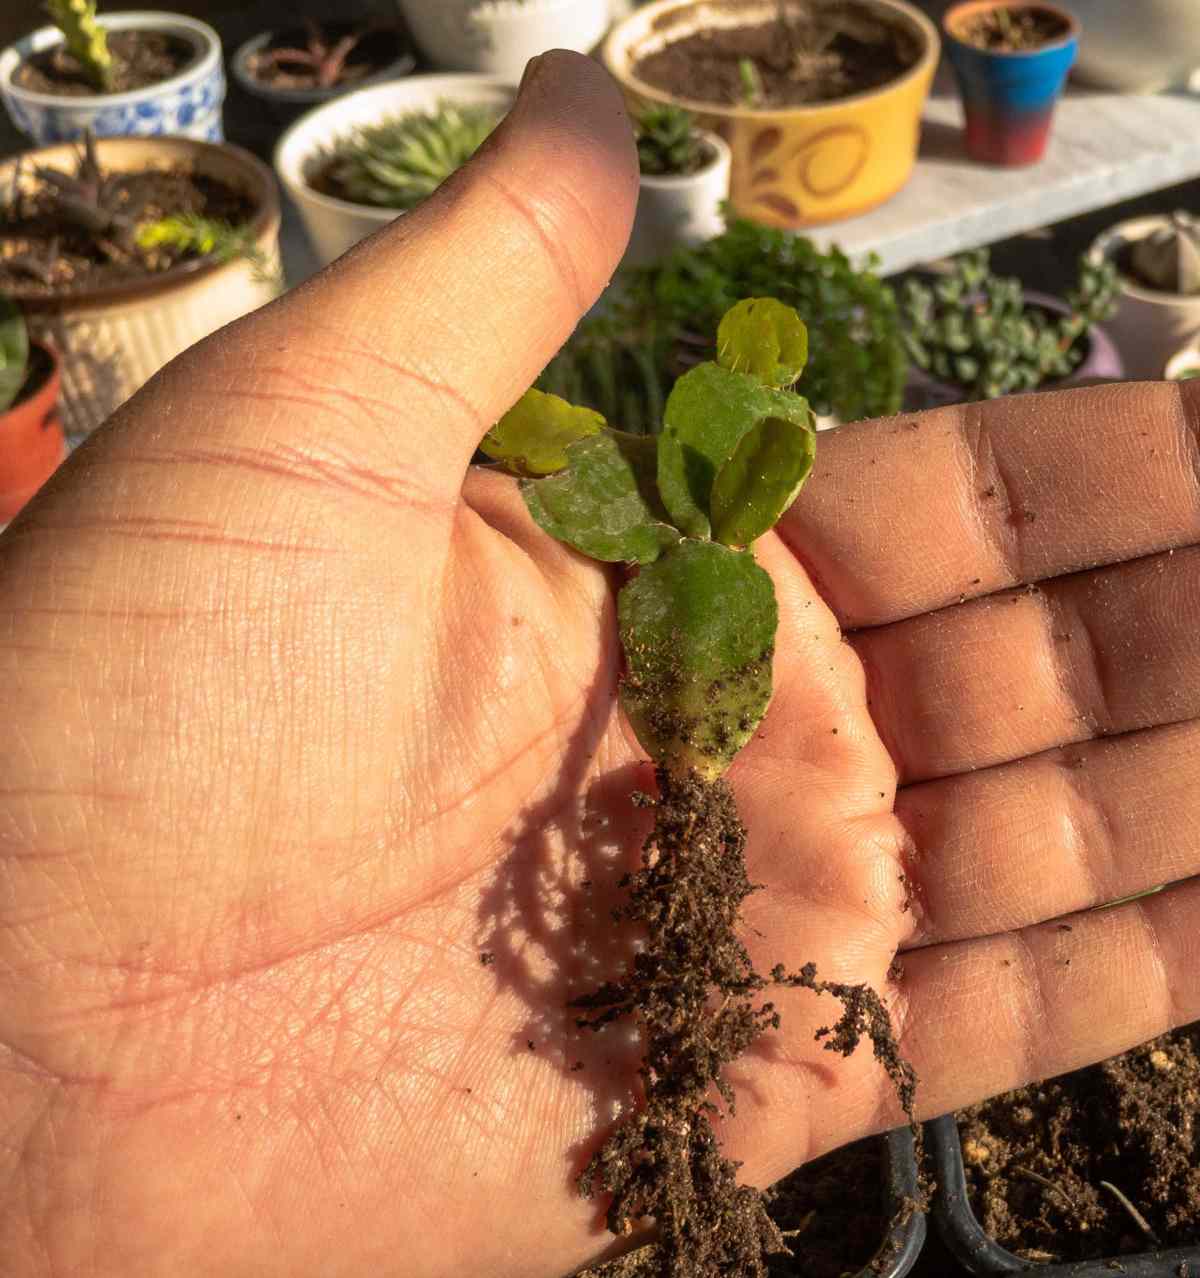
[{"x1": 943, "y1": 1, "x2": 1079, "y2": 166}]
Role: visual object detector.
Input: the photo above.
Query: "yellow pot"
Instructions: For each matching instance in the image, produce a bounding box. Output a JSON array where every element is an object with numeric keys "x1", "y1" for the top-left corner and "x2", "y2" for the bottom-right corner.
[{"x1": 603, "y1": 0, "x2": 939, "y2": 229}]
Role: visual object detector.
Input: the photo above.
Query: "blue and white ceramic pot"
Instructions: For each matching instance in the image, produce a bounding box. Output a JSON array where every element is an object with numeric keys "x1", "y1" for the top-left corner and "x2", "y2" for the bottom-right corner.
[{"x1": 0, "y1": 12, "x2": 224, "y2": 145}]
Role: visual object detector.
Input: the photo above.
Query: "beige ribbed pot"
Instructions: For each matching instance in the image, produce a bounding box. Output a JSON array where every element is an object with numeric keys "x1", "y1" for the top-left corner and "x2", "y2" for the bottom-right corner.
[{"x1": 0, "y1": 136, "x2": 280, "y2": 438}]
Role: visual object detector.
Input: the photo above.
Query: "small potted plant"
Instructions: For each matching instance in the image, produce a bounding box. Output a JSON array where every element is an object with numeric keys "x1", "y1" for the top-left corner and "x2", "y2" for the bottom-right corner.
[
  {"x1": 602, "y1": 0, "x2": 939, "y2": 229},
  {"x1": 394, "y1": 0, "x2": 611, "y2": 81},
  {"x1": 899, "y1": 248, "x2": 1120, "y2": 408},
  {"x1": 0, "y1": 131, "x2": 281, "y2": 437},
  {"x1": 0, "y1": 295, "x2": 65, "y2": 525},
  {"x1": 0, "y1": 1, "x2": 225, "y2": 145},
  {"x1": 1088, "y1": 212, "x2": 1200, "y2": 381},
  {"x1": 941, "y1": 1, "x2": 1079, "y2": 166},
  {"x1": 231, "y1": 19, "x2": 416, "y2": 127},
  {"x1": 622, "y1": 103, "x2": 731, "y2": 269},
  {"x1": 274, "y1": 75, "x2": 512, "y2": 268}
]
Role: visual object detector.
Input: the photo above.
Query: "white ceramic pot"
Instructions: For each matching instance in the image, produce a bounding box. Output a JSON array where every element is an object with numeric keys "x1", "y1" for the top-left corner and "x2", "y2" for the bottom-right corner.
[
  {"x1": 1, "y1": 136, "x2": 280, "y2": 438},
  {"x1": 1058, "y1": 0, "x2": 1200, "y2": 92},
  {"x1": 275, "y1": 74, "x2": 515, "y2": 268},
  {"x1": 623, "y1": 128, "x2": 730, "y2": 268},
  {"x1": 0, "y1": 12, "x2": 225, "y2": 145},
  {"x1": 1089, "y1": 216, "x2": 1200, "y2": 382},
  {"x1": 395, "y1": 0, "x2": 610, "y2": 79}
]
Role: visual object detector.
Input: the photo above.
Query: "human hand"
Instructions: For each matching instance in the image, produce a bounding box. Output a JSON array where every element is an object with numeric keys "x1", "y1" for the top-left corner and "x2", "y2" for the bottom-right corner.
[{"x1": 2, "y1": 50, "x2": 1198, "y2": 1278}]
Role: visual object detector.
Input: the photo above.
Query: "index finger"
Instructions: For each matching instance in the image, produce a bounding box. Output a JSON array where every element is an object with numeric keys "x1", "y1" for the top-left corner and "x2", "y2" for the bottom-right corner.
[{"x1": 781, "y1": 381, "x2": 1200, "y2": 629}]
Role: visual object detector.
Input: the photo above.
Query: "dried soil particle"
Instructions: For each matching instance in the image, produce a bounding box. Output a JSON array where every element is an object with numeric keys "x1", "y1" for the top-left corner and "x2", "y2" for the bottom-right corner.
[
  {"x1": 954, "y1": 7, "x2": 1071, "y2": 53},
  {"x1": 632, "y1": 4, "x2": 920, "y2": 109},
  {"x1": 14, "y1": 30, "x2": 195, "y2": 96},
  {"x1": 0, "y1": 169, "x2": 256, "y2": 296},
  {"x1": 959, "y1": 1023, "x2": 1200, "y2": 1263}
]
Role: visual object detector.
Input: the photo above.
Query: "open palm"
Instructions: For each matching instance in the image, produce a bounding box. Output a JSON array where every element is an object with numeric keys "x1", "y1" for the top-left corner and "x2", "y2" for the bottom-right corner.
[{"x1": 2, "y1": 52, "x2": 1199, "y2": 1278}]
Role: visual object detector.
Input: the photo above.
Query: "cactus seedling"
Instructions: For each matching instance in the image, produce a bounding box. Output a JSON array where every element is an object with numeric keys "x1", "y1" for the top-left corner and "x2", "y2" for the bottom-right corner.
[
  {"x1": 1128, "y1": 211, "x2": 1200, "y2": 296},
  {"x1": 481, "y1": 298, "x2": 916, "y2": 1276},
  {"x1": 44, "y1": 0, "x2": 114, "y2": 94}
]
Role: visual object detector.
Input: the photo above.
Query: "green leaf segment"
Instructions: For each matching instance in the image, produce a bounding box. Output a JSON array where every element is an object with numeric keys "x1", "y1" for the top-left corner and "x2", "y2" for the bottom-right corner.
[
  {"x1": 480, "y1": 299, "x2": 816, "y2": 780},
  {"x1": 0, "y1": 297, "x2": 29, "y2": 416}
]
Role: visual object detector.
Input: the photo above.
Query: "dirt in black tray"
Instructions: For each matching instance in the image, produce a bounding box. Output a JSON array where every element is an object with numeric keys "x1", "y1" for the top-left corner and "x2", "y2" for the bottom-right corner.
[
  {"x1": 632, "y1": 3, "x2": 921, "y2": 109},
  {"x1": 14, "y1": 30, "x2": 195, "y2": 97},
  {"x1": 0, "y1": 166, "x2": 256, "y2": 296},
  {"x1": 958, "y1": 1022, "x2": 1200, "y2": 1264},
  {"x1": 955, "y1": 7, "x2": 1071, "y2": 53}
]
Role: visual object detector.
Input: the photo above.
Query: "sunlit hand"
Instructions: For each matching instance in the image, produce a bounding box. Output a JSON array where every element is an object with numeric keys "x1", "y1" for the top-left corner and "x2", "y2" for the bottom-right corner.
[{"x1": 2, "y1": 50, "x2": 1198, "y2": 1278}]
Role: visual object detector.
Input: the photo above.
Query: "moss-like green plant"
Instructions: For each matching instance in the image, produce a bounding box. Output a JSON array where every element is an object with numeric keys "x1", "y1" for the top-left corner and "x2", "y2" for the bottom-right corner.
[
  {"x1": 45, "y1": 0, "x2": 113, "y2": 93},
  {"x1": 482, "y1": 300, "x2": 915, "y2": 1276},
  {"x1": 899, "y1": 248, "x2": 1118, "y2": 400},
  {"x1": 136, "y1": 213, "x2": 283, "y2": 291},
  {"x1": 322, "y1": 102, "x2": 501, "y2": 210},
  {"x1": 538, "y1": 217, "x2": 906, "y2": 429},
  {"x1": 634, "y1": 103, "x2": 709, "y2": 177},
  {"x1": 0, "y1": 296, "x2": 29, "y2": 415}
]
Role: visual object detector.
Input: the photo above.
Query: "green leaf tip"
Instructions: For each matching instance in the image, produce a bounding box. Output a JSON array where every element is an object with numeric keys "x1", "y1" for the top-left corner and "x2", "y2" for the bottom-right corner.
[
  {"x1": 711, "y1": 413, "x2": 814, "y2": 548},
  {"x1": 658, "y1": 362, "x2": 814, "y2": 540},
  {"x1": 0, "y1": 296, "x2": 29, "y2": 416},
  {"x1": 619, "y1": 539, "x2": 777, "y2": 780},
  {"x1": 522, "y1": 431, "x2": 680, "y2": 565},
  {"x1": 717, "y1": 297, "x2": 808, "y2": 388},
  {"x1": 480, "y1": 388, "x2": 605, "y2": 477}
]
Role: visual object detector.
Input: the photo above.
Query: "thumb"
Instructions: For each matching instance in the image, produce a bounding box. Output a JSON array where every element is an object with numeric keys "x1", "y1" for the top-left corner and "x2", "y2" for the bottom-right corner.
[{"x1": 239, "y1": 50, "x2": 639, "y2": 500}]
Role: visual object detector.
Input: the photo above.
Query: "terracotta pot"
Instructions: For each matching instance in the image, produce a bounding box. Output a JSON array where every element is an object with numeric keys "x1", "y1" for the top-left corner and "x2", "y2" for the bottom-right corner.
[
  {"x1": 0, "y1": 339, "x2": 65, "y2": 525},
  {"x1": 602, "y1": 0, "x2": 939, "y2": 230},
  {"x1": 0, "y1": 135, "x2": 281, "y2": 438}
]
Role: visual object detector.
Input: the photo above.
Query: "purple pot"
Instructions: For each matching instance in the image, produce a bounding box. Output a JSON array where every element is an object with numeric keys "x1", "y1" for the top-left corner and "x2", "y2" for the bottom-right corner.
[{"x1": 904, "y1": 289, "x2": 1123, "y2": 410}]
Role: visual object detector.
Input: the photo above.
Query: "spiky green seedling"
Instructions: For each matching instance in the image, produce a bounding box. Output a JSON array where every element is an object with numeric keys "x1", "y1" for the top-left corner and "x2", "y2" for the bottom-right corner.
[
  {"x1": 634, "y1": 103, "x2": 710, "y2": 177},
  {"x1": 0, "y1": 296, "x2": 30, "y2": 415},
  {"x1": 45, "y1": 0, "x2": 114, "y2": 94},
  {"x1": 481, "y1": 298, "x2": 815, "y2": 780}
]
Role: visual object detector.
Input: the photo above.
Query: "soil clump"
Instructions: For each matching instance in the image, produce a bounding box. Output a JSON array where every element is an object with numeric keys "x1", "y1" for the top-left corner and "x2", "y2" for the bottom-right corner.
[{"x1": 572, "y1": 768, "x2": 916, "y2": 1278}]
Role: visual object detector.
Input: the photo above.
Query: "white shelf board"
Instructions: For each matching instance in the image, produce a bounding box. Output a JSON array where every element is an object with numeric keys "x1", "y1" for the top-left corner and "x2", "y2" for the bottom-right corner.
[{"x1": 804, "y1": 88, "x2": 1200, "y2": 276}]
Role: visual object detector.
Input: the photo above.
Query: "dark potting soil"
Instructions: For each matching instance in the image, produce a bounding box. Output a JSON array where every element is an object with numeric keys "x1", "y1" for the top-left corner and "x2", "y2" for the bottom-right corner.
[
  {"x1": 958, "y1": 1022, "x2": 1200, "y2": 1264},
  {"x1": 246, "y1": 23, "x2": 405, "y2": 91},
  {"x1": 570, "y1": 768, "x2": 917, "y2": 1278},
  {"x1": 13, "y1": 30, "x2": 195, "y2": 97},
  {"x1": 955, "y1": 8, "x2": 1071, "y2": 53},
  {"x1": 632, "y1": 4, "x2": 921, "y2": 109},
  {"x1": 0, "y1": 168, "x2": 255, "y2": 297}
]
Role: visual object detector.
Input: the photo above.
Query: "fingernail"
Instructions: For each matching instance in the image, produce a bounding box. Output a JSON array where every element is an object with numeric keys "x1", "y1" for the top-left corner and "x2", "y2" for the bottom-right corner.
[{"x1": 517, "y1": 53, "x2": 545, "y2": 98}]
